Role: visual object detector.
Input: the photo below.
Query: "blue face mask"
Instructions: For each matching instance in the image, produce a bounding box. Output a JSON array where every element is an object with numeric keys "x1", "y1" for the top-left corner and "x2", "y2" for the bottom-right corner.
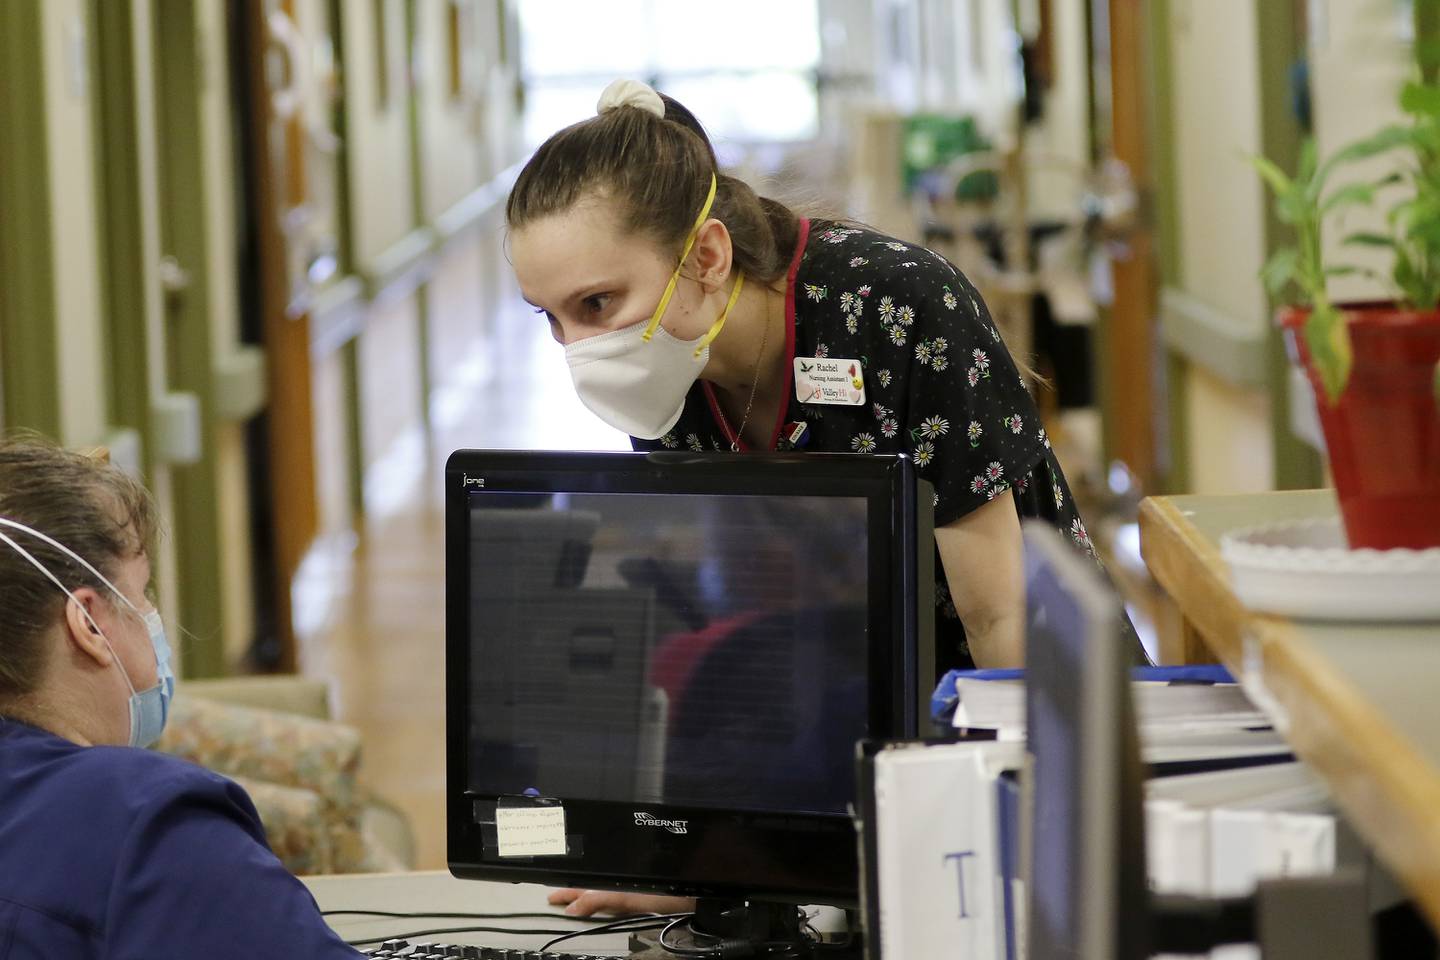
[
  {"x1": 0, "y1": 517, "x2": 175, "y2": 748},
  {"x1": 125, "y1": 607, "x2": 174, "y2": 748}
]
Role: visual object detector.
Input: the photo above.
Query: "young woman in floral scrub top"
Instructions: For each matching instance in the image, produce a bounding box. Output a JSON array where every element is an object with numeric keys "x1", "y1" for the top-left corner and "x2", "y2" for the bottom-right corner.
[
  {"x1": 507, "y1": 79, "x2": 1141, "y2": 677},
  {"x1": 508, "y1": 76, "x2": 1148, "y2": 921}
]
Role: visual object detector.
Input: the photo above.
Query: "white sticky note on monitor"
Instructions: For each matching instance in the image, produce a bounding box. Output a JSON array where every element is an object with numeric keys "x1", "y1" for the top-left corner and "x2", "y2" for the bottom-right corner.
[{"x1": 495, "y1": 804, "x2": 567, "y2": 857}]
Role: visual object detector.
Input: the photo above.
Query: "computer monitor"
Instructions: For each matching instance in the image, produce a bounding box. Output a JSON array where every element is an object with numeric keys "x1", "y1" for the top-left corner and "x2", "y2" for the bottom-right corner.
[
  {"x1": 1023, "y1": 521, "x2": 1150, "y2": 960},
  {"x1": 446, "y1": 450, "x2": 935, "y2": 915}
]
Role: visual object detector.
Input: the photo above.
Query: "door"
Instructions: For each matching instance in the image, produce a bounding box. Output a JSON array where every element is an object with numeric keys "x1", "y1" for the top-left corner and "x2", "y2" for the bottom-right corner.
[
  {"x1": 241, "y1": 0, "x2": 327, "y2": 671},
  {"x1": 1092, "y1": 0, "x2": 1160, "y2": 492}
]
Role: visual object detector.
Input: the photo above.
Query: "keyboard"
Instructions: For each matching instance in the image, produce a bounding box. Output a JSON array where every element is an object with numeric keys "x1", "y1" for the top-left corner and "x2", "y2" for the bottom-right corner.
[{"x1": 362, "y1": 941, "x2": 617, "y2": 958}]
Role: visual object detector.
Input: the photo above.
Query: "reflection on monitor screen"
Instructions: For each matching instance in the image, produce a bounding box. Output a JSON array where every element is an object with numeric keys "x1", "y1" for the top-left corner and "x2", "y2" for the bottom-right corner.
[{"x1": 468, "y1": 492, "x2": 869, "y2": 817}]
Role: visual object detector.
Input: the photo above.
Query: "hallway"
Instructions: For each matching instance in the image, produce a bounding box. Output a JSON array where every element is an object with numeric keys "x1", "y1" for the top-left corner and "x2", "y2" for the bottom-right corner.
[{"x1": 296, "y1": 297, "x2": 627, "y2": 870}]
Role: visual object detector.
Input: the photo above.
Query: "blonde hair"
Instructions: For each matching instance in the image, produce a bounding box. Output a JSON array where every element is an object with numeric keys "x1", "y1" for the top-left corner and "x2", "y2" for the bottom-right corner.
[{"x1": 0, "y1": 434, "x2": 157, "y2": 700}]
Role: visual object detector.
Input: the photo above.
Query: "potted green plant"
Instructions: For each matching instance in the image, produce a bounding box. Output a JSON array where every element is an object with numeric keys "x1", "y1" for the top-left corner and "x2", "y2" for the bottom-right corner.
[{"x1": 1253, "y1": 75, "x2": 1440, "y2": 550}]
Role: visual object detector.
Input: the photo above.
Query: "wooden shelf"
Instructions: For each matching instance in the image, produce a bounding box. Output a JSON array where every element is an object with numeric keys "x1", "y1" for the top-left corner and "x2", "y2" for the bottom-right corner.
[{"x1": 1139, "y1": 490, "x2": 1440, "y2": 931}]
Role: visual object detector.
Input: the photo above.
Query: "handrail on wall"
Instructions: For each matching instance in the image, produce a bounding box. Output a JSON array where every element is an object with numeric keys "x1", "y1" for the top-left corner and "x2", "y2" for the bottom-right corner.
[{"x1": 309, "y1": 160, "x2": 525, "y2": 360}]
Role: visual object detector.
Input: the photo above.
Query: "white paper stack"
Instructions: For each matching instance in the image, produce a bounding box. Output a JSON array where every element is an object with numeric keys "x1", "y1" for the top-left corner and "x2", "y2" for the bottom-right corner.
[
  {"x1": 952, "y1": 677, "x2": 1272, "y2": 739},
  {"x1": 1146, "y1": 762, "x2": 1336, "y2": 960}
]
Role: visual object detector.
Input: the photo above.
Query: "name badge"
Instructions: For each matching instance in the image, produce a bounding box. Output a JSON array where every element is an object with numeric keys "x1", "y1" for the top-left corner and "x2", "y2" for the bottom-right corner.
[{"x1": 794, "y1": 357, "x2": 866, "y2": 406}]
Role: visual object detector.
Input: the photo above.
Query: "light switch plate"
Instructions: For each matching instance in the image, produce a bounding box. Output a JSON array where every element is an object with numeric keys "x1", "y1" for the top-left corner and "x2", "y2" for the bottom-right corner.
[
  {"x1": 151, "y1": 392, "x2": 202, "y2": 465},
  {"x1": 214, "y1": 346, "x2": 268, "y2": 422}
]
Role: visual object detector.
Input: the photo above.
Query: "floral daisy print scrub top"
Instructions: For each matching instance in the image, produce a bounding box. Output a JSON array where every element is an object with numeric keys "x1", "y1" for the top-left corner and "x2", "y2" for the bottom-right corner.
[{"x1": 633, "y1": 219, "x2": 1134, "y2": 671}]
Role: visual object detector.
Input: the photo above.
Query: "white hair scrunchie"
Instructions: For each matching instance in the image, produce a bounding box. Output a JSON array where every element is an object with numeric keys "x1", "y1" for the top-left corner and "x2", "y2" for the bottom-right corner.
[{"x1": 596, "y1": 78, "x2": 665, "y2": 119}]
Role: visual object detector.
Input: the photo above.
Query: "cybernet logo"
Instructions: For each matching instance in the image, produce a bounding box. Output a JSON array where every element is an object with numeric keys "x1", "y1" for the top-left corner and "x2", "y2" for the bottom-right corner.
[
  {"x1": 461, "y1": 473, "x2": 485, "y2": 488},
  {"x1": 633, "y1": 812, "x2": 689, "y2": 835}
]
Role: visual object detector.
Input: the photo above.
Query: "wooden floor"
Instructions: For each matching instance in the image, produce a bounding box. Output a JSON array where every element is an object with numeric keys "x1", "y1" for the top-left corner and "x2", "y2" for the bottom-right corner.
[{"x1": 297, "y1": 301, "x2": 626, "y2": 870}]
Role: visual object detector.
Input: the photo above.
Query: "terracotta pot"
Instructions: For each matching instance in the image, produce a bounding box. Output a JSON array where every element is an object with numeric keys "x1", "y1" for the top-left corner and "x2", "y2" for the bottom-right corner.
[{"x1": 1279, "y1": 303, "x2": 1440, "y2": 549}]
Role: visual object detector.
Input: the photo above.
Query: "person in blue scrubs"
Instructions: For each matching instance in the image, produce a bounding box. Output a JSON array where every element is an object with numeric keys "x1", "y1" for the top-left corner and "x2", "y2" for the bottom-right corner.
[{"x1": 0, "y1": 437, "x2": 359, "y2": 959}]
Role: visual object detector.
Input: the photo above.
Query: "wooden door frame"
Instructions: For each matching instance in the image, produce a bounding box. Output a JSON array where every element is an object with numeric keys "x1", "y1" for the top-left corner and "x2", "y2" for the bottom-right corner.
[
  {"x1": 244, "y1": 0, "x2": 321, "y2": 673},
  {"x1": 1090, "y1": 0, "x2": 1161, "y2": 492}
]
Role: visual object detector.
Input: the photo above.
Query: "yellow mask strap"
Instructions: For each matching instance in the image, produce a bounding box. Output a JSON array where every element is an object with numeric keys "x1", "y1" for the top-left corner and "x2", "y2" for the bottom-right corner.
[
  {"x1": 692, "y1": 272, "x2": 744, "y2": 359},
  {"x1": 643, "y1": 173, "x2": 719, "y2": 342}
]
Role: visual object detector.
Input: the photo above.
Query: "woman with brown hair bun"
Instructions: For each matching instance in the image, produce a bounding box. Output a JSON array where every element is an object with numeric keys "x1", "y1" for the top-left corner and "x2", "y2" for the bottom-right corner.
[
  {"x1": 0, "y1": 436, "x2": 361, "y2": 958},
  {"x1": 508, "y1": 79, "x2": 1138, "y2": 677}
]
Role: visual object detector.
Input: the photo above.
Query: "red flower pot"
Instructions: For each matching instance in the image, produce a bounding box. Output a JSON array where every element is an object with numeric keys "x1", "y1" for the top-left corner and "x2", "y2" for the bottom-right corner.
[{"x1": 1280, "y1": 304, "x2": 1440, "y2": 549}]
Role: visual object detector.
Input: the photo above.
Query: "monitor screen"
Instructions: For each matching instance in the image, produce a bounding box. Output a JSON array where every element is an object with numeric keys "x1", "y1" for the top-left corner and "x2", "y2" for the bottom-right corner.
[
  {"x1": 468, "y1": 490, "x2": 869, "y2": 816},
  {"x1": 447, "y1": 451, "x2": 934, "y2": 905}
]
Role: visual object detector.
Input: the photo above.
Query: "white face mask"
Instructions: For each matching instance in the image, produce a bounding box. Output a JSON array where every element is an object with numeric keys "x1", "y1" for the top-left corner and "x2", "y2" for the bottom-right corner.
[
  {"x1": 566, "y1": 310, "x2": 726, "y2": 440},
  {"x1": 561, "y1": 173, "x2": 744, "y2": 440}
]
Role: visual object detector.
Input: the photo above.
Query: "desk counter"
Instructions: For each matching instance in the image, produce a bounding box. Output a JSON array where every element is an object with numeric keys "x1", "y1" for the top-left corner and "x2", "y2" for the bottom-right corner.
[
  {"x1": 1139, "y1": 489, "x2": 1440, "y2": 930},
  {"x1": 305, "y1": 871, "x2": 633, "y2": 955}
]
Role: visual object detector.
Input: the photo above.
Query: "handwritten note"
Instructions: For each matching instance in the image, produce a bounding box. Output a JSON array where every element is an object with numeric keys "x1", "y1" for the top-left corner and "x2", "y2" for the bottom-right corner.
[{"x1": 495, "y1": 804, "x2": 568, "y2": 857}]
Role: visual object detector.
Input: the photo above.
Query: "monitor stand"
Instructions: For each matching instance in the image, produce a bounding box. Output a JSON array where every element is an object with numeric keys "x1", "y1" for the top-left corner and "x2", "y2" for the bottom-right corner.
[{"x1": 629, "y1": 898, "x2": 862, "y2": 959}]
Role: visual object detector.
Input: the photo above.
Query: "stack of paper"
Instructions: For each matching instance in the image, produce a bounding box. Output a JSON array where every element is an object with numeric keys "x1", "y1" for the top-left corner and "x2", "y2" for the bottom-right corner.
[
  {"x1": 951, "y1": 676, "x2": 1271, "y2": 739},
  {"x1": 862, "y1": 672, "x2": 1332, "y2": 960},
  {"x1": 859, "y1": 734, "x2": 1304, "y2": 960},
  {"x1": 1147, "y1": 762, "x2": 1335, "y2": 960}
]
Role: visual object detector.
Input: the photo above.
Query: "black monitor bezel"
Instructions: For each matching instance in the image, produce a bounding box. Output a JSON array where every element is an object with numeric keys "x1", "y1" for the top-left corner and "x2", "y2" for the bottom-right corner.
[{"x1": 445, "y1": 449, "x2": 933, "y2": 906}]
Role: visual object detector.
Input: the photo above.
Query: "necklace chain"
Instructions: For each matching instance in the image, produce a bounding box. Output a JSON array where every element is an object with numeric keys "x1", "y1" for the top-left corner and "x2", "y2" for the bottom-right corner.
[{"x1": 730, "y1": 291, "x2": 774, "y2": 452}]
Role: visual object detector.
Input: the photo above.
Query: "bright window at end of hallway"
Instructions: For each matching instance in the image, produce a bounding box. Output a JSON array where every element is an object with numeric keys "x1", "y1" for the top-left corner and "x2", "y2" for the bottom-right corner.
[{"x1": 517, "y1": 0, "x2": 820, "y2": 148}]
